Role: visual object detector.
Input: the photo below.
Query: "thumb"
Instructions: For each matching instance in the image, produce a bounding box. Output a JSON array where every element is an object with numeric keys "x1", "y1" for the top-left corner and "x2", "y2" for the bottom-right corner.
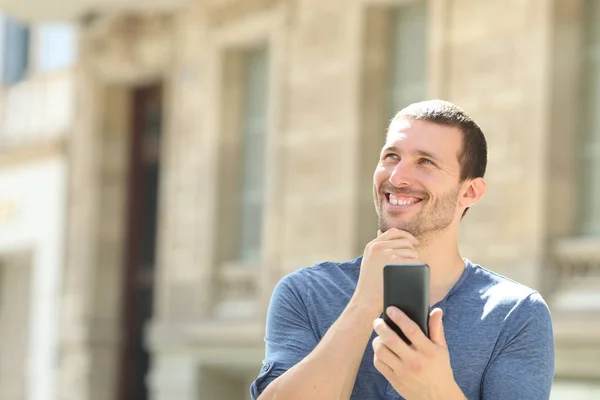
[{"x1": 429, "y1": 308, "x2": 447, "y2": 348}]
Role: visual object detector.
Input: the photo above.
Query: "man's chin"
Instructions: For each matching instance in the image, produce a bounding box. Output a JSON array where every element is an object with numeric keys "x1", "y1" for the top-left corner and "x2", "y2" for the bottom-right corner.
[{"x1": 379, "y1": 220, "x2": 418, "y2": 236}]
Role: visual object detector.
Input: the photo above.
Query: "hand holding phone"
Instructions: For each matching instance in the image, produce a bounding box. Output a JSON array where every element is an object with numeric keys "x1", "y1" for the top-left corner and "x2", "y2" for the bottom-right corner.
[{"x1": 383, "y1": 263, "x2": 430, "y2": 344}]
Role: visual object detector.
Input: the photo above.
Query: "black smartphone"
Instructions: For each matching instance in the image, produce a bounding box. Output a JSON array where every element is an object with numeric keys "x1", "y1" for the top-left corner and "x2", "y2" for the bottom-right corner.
[{"x1": 383, "y1": 264, "x2": 430, "y2": 344}]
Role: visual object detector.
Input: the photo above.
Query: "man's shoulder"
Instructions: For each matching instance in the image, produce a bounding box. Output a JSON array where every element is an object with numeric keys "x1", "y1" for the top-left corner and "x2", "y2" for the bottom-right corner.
[
  {"x1": 280, "y1": 256, "x2": 362, "y2": 283},
  {"x1": 465, "y1": 260, "x2": 550, "y2": 317},
  {"x1": 273, "y1": 256, "x2": 362, "y2": 298}
]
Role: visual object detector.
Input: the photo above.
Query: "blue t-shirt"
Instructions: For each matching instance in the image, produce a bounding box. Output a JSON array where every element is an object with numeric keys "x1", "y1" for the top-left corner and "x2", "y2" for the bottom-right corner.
[{"x1": 250, "y1": 257, "x2": 555, "y2": 400}]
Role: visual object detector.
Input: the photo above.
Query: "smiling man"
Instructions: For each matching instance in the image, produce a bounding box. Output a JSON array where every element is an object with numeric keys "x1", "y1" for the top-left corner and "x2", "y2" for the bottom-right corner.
[{"x1": 250, "y1": 100, "x2": 555, "y2": 400}]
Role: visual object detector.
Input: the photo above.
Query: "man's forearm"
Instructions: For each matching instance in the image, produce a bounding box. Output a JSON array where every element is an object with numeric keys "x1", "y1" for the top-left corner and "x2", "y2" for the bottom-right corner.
[
  {"x1": 447, "y1": 383, "x2": 467, "y2": 400},
  {"x1": 259, "y1": 297, "x2": 379, "y2": 400}
]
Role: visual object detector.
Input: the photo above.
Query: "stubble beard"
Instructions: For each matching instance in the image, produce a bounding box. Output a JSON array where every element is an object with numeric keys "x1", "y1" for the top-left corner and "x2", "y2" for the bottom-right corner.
[{"x1": 376, "y1": 185, "x2": 461, "y2": 241}]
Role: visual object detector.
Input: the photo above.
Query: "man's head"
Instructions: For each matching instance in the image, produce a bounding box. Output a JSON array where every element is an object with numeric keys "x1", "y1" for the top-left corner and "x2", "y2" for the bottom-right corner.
[{"x1": 373, "y1": 99, "x2": 487, "y2": 240}]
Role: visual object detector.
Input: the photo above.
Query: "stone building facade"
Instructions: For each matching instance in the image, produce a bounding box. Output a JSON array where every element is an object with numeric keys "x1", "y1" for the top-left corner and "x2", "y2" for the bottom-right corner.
[
  {"x1": 1, "y1": 0, "x2": 600, "y2": 399},
  {"x1": 0, "y1": 15, "x2": 76, "y2": 400}
]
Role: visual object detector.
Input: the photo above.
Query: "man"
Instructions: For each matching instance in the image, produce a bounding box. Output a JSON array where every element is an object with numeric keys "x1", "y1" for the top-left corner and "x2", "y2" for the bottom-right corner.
[{"x1": 250, "y1": 100, "x2": 555, "y2": 400}]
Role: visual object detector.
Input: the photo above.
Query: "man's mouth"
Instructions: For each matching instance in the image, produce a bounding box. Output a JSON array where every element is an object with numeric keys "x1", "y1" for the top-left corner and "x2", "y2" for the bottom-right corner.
[{"x1": 385, "y1": 193, "x2": 423, "y2": 207}]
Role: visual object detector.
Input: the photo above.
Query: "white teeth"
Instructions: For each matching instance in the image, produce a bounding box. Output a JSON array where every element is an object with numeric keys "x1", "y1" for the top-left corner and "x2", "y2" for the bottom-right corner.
[{"x1": 389, "y1": 195, "x2": 417, "y2": 206}]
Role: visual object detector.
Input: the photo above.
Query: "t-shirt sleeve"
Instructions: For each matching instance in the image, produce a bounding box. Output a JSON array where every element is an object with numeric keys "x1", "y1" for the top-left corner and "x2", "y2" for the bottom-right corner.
[
  {"x1": 250, "y1": 272, "x2": 318, "y2": 399},
  {"x1": 481, "y1": 292, "x2": 555, "y2": 400}
]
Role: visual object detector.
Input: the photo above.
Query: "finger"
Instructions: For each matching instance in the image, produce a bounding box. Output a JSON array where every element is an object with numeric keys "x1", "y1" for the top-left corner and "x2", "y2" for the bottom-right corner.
[
  {"x1": 379, "y1": 240, "x2": 419, "y2": 252},
  {"x1": 373, "y1": 355, "x2": 395, "y2": 379},
  {"x1": 378, "y1": 228, "x2": 419, "y2": 246},
  {"x1": 429, "y1": 308, "x2": 447, "y2": 348},
  {"x1": 377, "y1": 228, "x2": 419, "y2": 246},
  {"x1": 387, "y1": 307, "x2": 431, "y2": 351},
  {"x1": 368, "y1": 243, "x2": 419, "y2": 263},
  {"x1": 386, "y1": 249, "x2": 420, "y2": 262},
  {"x1": 369, "y1": 239, "x2": 418, "y2": 254},
  {"x1": 373, "y1": 317, "x2": 416, "y2": 362},
  {"x1": 372, "y1": 336, "x2": 404, "y2": 373}
]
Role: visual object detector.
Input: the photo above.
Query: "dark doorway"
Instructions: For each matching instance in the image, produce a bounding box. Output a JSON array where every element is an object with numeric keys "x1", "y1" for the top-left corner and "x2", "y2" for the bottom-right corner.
[{"x1": 120, "y1": 84, "x2": 163, "y2": 400}]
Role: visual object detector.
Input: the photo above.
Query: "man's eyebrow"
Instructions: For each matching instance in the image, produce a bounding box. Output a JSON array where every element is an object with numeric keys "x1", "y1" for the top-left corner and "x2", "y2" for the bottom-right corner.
[
  {"x1": 382, "y1": 146, "x2": 445, "y2": 164},
  {"x1": 382, "y1": 145, "x2": 398, "y2": 154},
  {"x1": 415, "y1": 149, "x2": 444, "y2": 164}
]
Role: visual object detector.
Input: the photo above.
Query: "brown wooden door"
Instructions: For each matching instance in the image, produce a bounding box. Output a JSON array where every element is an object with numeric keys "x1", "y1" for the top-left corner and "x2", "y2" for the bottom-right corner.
[{"x1": 119, "y1": 84, "x2": 162, "y2": 400}]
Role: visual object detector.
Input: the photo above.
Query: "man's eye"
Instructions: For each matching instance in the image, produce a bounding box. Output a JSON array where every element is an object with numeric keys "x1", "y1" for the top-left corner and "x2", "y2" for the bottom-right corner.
[
  {"x1": 419, "y1": 158, "x2": 434, "y2": 165},
  {"x1": 384, "y1": 153, "x2": 399, "y2": 160}
]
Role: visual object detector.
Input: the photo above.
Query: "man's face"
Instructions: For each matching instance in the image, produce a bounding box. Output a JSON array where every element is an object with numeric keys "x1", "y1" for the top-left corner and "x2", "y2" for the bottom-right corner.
[{"x1": 373, "y1": 118, "x2": 465, "y2": 239}]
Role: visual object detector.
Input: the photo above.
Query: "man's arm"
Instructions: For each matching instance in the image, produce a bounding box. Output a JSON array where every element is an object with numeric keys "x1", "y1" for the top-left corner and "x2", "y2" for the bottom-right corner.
[
  {"x1": 257, "y1": 293, "x2": 380, "y2": 400},
  {"x1": 481, "y1": 292, "x2": 555, "y2": 399},
  {"x1": 252, "y1": 229, "x2": 420, "y2": 400}
]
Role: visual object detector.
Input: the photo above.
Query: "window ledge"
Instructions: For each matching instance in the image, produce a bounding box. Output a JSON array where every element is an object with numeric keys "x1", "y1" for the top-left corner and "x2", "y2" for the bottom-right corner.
[
  {"x1": 147, "y1": 320, "x2": 264, "y2": 350},
  {"x1": 219, "y1": 261, "x2": 260, "y2": 280},
  {"x1": 553, "y1": 236, "x2": 600, "y2": 282},
  {"x1": 551, "y1": 236, "x2": 600, "y2": 313},
  {"x1": 554, "y1": 236, "x2": 600, "y2": 262},
  {"x1": 0, "y1": 138, "x2": 66, "y2": 168},
  {"x1": 213, "y1": 261, "x2": 261, "y2": 320}
]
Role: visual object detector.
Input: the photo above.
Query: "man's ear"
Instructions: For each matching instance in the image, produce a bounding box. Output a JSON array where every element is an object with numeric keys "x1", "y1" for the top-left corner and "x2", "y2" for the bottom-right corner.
[{"x1": 460, "y1": 177, "x2": 486, "y2": 210}]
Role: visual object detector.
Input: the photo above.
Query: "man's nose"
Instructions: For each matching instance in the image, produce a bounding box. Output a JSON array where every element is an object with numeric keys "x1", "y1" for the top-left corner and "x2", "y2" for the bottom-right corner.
[{"x1": 389, "y1": 160, "x2": 415, "y2": 187}]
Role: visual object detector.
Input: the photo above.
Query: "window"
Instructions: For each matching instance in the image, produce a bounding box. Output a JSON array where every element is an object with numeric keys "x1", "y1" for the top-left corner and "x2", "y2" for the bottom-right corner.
[
  {"x1": 216, "y1": 45, "x2": 270, "y2": 267},
  {"x1": 581, "y1": 0, "x2": 600, "y2": 235},
  {"x1": 388, "y1": 1, "x2": 428, "y2": 119},
  {"x1": 1, "y1": 16, "x2": 29, "y2": 85},
  {"x1": 36, "y1": 23, "x2": 77, "y2": 72},
  {"x1": 237, "y1": 47, "x2": 269, "y2": 264}
]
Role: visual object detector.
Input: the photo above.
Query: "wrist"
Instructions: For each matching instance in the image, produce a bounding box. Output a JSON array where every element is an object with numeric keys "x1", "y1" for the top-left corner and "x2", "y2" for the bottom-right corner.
[{"x1": 348, "y1": 293, "x2": 382, "y2": 320}]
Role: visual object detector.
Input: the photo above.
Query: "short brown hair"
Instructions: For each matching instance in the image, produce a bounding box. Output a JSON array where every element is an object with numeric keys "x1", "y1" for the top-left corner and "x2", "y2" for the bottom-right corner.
[{"x1": 391, "y1": 99, "x2": 488, "y2": 216}]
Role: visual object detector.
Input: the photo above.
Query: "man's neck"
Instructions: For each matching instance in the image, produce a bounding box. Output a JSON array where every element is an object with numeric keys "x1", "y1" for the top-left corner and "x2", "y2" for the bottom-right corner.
[{"x1": 417, "y1": 233, "x2": 466, "y2": 306}]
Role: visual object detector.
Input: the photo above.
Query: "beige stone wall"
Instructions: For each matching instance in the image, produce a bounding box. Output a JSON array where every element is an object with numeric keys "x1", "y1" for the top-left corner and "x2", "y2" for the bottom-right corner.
[
  {"x1": 431, "y1": 0, "x2": 552, "y2": 289},
  {"x1": 58, "y1": 14, "x2": 174, "y2": 400},
  {"x1": 0, "y1": 253, "x2": 31, "y2": 400}
]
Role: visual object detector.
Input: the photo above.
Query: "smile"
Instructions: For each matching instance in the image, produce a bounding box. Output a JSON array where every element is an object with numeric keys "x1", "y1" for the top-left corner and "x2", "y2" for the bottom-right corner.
[{"x1": 385, "y1": 193, "x2": 423, "y2": 207}]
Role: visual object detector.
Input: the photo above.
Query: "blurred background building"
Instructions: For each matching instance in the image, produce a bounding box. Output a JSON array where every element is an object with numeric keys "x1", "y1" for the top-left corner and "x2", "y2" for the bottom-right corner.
[
  {"x1": 0, "y1": 0, "x2": 598, "y2": 399},
  {"x1": 0, "y1": 12, "x2": 75, "y2": 400}
]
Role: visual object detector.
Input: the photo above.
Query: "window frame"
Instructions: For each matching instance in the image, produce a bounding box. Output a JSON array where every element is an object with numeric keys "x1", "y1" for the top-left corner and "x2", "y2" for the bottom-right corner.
[{"x1": 1, "y1": 15, "x2": 31, "y2": 86}]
